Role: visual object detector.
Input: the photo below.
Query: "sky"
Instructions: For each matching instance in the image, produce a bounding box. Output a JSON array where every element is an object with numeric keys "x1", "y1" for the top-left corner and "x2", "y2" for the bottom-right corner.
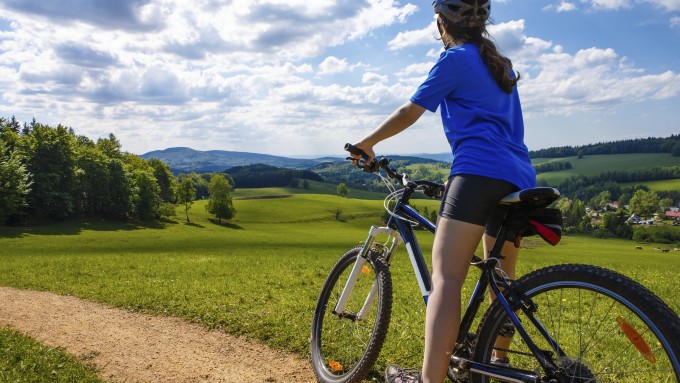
[{"x1": 0, "y1": 0, "x2": 678, "y2": 158}]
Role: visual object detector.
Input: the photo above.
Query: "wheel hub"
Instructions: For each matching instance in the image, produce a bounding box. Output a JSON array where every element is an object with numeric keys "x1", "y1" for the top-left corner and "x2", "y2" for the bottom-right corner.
[{"x1": 557, "y1": 356, "x2": 595, "y2": 383}]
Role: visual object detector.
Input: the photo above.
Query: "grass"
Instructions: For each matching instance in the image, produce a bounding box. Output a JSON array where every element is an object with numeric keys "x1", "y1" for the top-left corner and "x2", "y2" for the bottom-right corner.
[
  {"x1": 1, "y1": 191, "x2": 679, "y2": 381},
  {"x1": 0, "y1": 328, "x2": 102, "y2": 383},
  {"x1": 399, "y1": 153, "x2": 680, "y2": 191},
  {"x1": 536, "y1": 153, "x2": 680, "y2": 187}
]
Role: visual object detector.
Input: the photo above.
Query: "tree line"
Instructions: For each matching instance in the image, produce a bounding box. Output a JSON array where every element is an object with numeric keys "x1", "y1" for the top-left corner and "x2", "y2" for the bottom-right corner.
[
  {"x1": 534, "y1": 161, "x2": 572, "y2": 174},
  {"x1": 529, "y1": 134, "x2": 680, "y2": 159},
  {"x1": 226, "y1": 163, "x2": 322, "y2": 188},
  {"x1": 544, "y1": 166, "x2": 680, "y2": 203},
  {"x1": 0, "y1": 117, "x2": 235, "y2": 226}
]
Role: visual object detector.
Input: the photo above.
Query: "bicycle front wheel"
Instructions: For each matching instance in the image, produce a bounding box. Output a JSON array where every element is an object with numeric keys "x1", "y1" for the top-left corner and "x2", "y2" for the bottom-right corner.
[
  {"x1": 310, "y1": 246, "x2": 392, "y2": 383},
  {"x1": 473, "y1": 264, "x2": 680, "y2": 383}
]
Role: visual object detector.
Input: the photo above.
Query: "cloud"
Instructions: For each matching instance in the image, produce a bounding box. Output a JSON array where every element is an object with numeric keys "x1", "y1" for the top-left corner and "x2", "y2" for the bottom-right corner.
[
  {"x1": 0, "y1": 0, "x2": 163, "y2": 31},
  {"x1": 672, "y1": 15, "x2": 680, "y2": 26},
  {"x1": 588, "y1": 0, "x2": 633, "y2": 10},
  {"x1": 317, "y1": 57, "x2": 351, "y2": 76},
  {"x1": 543, "y1": 1, "x2": 578, "y2": 12},
  {"x1": 0, "y1": 1, "x2": 677, "y2": 156},
  {"x1": 55, "y1": 43, "x2": 119, "y2": 68},
  {"x1": 642, "y1": 0, "x2": 680, "y2": 11},
  {"x1": 388, "y1": 20, "x2": 438, "y2": 51},
  {"x1": 582, "y1": 0, "x2": 680, "y2": 11}
]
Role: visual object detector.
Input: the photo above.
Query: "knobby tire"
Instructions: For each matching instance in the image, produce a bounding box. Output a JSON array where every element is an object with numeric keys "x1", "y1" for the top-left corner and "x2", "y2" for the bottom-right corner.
[
  {"x1": 310, "y1": 246, "x2": 393, "y2": 383},
  {"x1": 472, "y1": 264, "x2": 680, "y2": 383}
]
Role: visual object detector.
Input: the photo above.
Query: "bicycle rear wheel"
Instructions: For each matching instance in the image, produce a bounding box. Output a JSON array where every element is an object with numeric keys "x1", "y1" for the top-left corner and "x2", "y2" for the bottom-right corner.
[
  {"x1": 310, "y1": 246, "x2": 392, "y2": 383},
  {"x1": 473, "y1": 264, "x2": 680, "y2": 383}
]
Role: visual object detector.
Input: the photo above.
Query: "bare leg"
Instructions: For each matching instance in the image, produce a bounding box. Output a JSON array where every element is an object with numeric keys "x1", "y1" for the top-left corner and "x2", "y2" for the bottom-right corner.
[
  {"x1": 483, "y1": 234, "x2": 520, "y2": 360},
  {"x1": 421, "y1": 217, "x2": 485, "y2": 383}
]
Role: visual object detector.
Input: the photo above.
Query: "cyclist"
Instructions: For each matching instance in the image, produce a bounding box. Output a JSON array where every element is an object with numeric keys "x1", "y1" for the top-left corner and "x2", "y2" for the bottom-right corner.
[{"x1": 348, "y1": 1, "x2": 536, "y2": 382}]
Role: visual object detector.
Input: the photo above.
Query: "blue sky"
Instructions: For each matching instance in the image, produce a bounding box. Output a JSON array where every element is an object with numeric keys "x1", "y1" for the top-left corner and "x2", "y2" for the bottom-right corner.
[{"x1": 0, "y1": 0, "x2": 678, "y2": 157}]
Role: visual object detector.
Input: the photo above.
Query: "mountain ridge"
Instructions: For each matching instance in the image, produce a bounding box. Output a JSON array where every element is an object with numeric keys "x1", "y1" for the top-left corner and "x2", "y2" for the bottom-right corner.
[{"x1": 140, "y1": 147, "x2": 450, "y2": 174}]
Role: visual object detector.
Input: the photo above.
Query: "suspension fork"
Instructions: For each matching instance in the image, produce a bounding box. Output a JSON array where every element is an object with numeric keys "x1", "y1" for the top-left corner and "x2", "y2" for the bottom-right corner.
[{"x1": 332, "y1": 226, "x2": 400, "y2": 317}]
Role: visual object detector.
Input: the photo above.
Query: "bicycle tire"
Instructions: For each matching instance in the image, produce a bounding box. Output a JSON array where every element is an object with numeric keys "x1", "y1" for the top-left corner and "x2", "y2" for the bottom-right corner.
[
  {"x1": 472, "y1": 264, "x2": 680, "y2": 383},
  {"x1": 310, "y1": 246, "x2": 393, "y2": 383}
]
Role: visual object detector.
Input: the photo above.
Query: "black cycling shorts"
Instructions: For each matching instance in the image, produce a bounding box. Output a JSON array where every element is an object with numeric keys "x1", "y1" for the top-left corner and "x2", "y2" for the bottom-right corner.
[{"x1": 438, "y1": 174, "x2": 518, "y2": 237}]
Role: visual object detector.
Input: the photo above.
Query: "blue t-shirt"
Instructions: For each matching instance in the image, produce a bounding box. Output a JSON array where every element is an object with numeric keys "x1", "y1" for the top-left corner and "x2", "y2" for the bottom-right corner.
[{"x1": 410, "y1": 44, "x2": 536, "y2": 190}]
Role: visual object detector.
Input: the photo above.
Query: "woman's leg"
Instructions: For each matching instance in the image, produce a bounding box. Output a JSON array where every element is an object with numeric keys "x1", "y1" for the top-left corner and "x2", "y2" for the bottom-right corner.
[
  {"x1": 482, "y1": 234, "x2": 520, "y2": 360},
  {"x1": 421, "y1": 217, "x2": 486, "y2": 383}
]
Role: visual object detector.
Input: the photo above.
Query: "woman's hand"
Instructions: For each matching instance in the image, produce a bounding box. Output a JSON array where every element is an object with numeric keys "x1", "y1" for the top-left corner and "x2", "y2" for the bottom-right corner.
[{"x1": 349, "y1": 141, "x2": 376, "y2": 165}]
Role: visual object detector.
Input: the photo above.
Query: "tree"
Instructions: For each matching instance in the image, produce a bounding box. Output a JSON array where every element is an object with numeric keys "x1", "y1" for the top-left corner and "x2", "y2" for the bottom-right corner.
[
  {"x1": 148, "y1": 158, "x2": 176, "y2": 203},
  {"x1": 556, "y1": 197, "x2": 587, "y2": 230},
  {"x1": 659, "y1": 197, "x2": 674, "y2": 213},
  {"x1": 589, "y1": 191, "x2": 611, "y2": 210},
  {"x1": 0, "y1": 142, "x2": 32, "y2": 223},
  {"x1": 672, "y1": 143, "x2": 680, "y2": 157},
  {"x1": 176, "y1": 178, "x2": 196, "y2": 222},
  {"x1": 130, "y1": 169, "x2": 161, "y2": 220},
  {"x1": 337, "y1": 183, "x2": 349, "y2": 197},
  {"x1": 19, "y1": 124, "x2": 77, "y2": 221},
  {"x1": 628, "y1": 189, "x2": 660, "y2": 218},
  {"x1": 207, "y1": 174, "x2": 236, "y2": 224}
]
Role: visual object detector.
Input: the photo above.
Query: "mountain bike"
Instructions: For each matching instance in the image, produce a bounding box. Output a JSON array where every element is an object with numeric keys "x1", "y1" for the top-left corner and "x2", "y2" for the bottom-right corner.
[{"x1": 309, "y1": 144, "x2": 680, "y2": 383}]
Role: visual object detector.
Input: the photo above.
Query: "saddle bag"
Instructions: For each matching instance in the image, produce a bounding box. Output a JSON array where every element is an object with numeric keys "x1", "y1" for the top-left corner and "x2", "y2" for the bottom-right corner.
[{"x1": 505, "y1": 207, "x2": 563, "y2": 246}]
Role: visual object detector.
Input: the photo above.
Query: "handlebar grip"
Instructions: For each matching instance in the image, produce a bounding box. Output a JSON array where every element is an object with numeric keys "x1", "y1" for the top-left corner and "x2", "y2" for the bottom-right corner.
[{"x1": 344, "y1": 143, "x2": 368, "y2": 159}]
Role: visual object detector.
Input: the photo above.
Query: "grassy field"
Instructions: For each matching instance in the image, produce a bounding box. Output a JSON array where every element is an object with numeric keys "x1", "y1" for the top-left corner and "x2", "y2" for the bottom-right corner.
[
  {"x1": 0, "y1": 328, "x2": 102, "y2": 383},
  {"x1": 535, "y1": 153, "x2": 680, "y2": 186},
  {"x1": 1, "y1": 190, "x2": 679, "y2": 381},
  {"x1": 399, "y1": 153, "x2": 680, "y2": 191}
]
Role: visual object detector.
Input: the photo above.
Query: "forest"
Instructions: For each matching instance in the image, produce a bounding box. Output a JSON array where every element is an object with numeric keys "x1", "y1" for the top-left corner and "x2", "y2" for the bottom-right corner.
[
  {"x1": 0, "y1": 117, "x2": 179, "y2": 225},
  {"x1": 226, "y1": 163, "x2": 323, "y2": 188}
]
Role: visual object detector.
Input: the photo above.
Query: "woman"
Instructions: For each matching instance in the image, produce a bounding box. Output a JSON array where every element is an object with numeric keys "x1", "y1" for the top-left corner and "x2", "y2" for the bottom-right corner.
[{"x1": 348, "y1": 1, "x2": 536, "y2": 382}]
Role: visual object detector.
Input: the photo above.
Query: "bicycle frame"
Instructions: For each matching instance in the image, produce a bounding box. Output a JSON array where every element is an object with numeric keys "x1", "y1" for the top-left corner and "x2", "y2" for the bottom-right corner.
[{"x1": 332, "y1": 183, "x2": 566, "y2": 381}]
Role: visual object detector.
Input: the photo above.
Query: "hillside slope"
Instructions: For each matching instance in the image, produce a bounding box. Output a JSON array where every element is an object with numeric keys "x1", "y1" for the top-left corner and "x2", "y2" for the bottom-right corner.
[{"x1": 141, "y1": 147, "x2": 336, "y2": 173}]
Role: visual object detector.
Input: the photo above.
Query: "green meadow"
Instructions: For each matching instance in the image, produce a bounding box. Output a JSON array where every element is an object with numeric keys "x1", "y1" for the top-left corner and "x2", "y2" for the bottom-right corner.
[
  {"x1": 400, "y1": 153, "x2": 680, "y2": 191},
  {"x1": 535, "y1": 153, "x2": 680, "y2": 186},
  {"x1": 1, "y1": 186, "x2": 679, "y2": 381}
]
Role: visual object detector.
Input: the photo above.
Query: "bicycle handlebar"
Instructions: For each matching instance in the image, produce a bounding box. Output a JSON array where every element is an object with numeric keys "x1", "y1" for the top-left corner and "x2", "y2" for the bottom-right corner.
[{"x1": 344, "y1": 143, "x2": 445, "y2": 198}]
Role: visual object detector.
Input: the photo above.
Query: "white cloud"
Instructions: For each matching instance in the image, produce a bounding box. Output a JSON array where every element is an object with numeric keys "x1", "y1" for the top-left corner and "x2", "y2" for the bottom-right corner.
[
  {"x1": 558, "y1": 1, "x2": 579, "y2": 11},
  {"x1": 317, "y1": 56, "x2": 350, "y2": 76},
  {"x1": 362, "y1": 72, "x2": 389, "y2": 84},
  {"x1": 583, "y1": 0, "x2": 680, "y2": 11},
  {"x1": 0, "y1": 1, "x2": 677, "y2": 156},
  {"x1": 388, "y1": 20, "x2": 438, "y2": 51},
  {"x1": 543, "y1": 1, "x2": 578, "y2": 12},
  {"x1": 588, "y1": 0, "x2": 633, "y2": 10},
  {"x1": 671, "y1": 15, "x2": 680, "y2": 26},
  {"x1": 642, "y1": 0, "x2": 680, "y2": 11}
]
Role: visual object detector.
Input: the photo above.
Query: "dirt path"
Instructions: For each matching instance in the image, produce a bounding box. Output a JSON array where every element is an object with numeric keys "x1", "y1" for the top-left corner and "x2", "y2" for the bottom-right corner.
[{"x1": 0, "y1": 287, "x2": 316, "y2": 383}]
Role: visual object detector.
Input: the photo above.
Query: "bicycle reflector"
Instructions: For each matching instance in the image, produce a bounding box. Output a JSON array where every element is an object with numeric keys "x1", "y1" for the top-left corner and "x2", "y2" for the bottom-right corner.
[
  {"x1": 616, "y1": 316, "x2": 657, "y2": 364},
  {"x1": 328, "y1": 360, "x2": 344, "y2": 372}
]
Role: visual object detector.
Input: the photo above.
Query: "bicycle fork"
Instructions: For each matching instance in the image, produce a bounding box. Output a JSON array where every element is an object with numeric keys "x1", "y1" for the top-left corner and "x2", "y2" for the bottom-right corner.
[{"x1": 332, "y1": 226, "x2": 400, "y2": 320}]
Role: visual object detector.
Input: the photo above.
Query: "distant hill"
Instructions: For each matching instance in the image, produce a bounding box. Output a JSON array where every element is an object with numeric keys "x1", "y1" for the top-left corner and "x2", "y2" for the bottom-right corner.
[
  {"x1": 140, "y1": 147, "x2": 443, "y2": 174},
  {"x1": 140, "y1": 147, "x2": 340, "y2": 174}
]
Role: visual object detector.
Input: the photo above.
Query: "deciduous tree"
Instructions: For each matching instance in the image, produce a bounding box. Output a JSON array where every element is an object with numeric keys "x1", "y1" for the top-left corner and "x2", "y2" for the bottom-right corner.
[
  {"x1": 207, "y1": 174, "x2": 236, "y2": 224},
  {"x1": 176, "y1": 178, "x2": 196, "y2": 222}
]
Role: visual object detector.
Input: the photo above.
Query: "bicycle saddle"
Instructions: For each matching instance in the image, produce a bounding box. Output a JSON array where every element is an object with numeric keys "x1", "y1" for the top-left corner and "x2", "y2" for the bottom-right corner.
[{"x1": 499, "y1": 187, "x2": 560, "y2": 208}]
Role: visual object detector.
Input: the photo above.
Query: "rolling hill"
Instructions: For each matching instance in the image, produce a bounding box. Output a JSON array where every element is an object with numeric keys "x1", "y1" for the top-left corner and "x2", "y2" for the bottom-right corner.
[{"x1": 140, "y1": 147, "x2": 339, "y2": 173}]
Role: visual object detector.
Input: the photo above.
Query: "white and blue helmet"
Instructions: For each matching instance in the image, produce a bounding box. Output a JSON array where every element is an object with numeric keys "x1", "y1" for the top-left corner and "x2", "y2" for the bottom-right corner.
[{"x1": 432, "y1": 0, "x2": 490, "y2": 26}]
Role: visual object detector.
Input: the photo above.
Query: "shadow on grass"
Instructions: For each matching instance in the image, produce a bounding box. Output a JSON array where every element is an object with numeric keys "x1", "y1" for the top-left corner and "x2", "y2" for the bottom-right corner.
[
  {"x1": 207, "y1": 219, "x2": 244, "y2": 230},
  {"x1": 183, "y1": 222, "x2": 205, "y2": 228},
  {"x1": 0, "y1": 219, "x2": 171, "y2": 238}
]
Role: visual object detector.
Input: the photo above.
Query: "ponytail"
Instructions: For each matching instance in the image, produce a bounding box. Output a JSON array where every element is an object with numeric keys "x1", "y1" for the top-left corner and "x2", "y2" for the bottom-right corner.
[{"x1": 439, "y1": 19, "x2": 520, "y2": 94}]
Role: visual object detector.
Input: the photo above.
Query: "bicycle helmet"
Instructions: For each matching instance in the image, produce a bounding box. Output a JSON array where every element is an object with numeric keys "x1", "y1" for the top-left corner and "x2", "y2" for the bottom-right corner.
[{"x1": 432, "y1": 0, "x2": 490, "y2": 26}]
